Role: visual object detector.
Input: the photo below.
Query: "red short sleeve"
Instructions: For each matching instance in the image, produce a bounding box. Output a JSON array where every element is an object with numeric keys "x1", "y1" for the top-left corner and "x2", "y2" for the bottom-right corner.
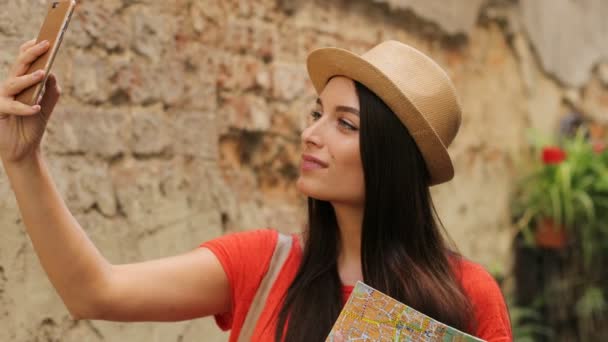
[
  {"x1": 459, "y1": 260, "x2": 513, "y2": 342},
  {"x1": 199, "y1": 229, "x2": 278, "y2": 331}
]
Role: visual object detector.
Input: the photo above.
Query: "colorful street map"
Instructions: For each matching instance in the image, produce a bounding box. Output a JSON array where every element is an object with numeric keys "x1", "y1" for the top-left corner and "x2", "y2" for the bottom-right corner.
[{"x1": 326, "y1": 281, "x2": 485, "y2": 342}]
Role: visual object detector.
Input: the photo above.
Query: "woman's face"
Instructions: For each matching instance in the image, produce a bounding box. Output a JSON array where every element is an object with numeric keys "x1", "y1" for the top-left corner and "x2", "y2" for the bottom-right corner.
[{"x1": 296, "y1": 76, "x2": 365, "y2": 206}]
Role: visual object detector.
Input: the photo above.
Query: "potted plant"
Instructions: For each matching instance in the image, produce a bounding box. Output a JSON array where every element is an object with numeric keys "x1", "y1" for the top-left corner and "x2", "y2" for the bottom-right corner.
[
  {"x1": 512, "y1": 129, "x2": 605, "y2": 250},
  {"x1": 512, "y1": 124, "x2": 608, "y2": 341}
]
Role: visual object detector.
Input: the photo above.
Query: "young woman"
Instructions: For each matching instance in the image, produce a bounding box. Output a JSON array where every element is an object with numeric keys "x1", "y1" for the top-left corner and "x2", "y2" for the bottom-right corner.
[{"x1": 0, "y1": 39, "x2": 512, "y2": 341}]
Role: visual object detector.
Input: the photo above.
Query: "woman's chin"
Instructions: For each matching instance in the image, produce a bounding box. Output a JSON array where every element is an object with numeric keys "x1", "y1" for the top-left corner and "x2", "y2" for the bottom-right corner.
[
  {"x1": 295, "y1": 177, "x2": 310, "y2": 195},
  {"x1": 296, "y1": 177, "x2": 325, "y2": 200}
]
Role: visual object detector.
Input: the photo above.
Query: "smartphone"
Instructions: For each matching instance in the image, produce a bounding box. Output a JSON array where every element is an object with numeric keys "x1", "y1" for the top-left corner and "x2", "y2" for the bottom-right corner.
[{"x1": 15, "y1": 0, "x2": 76, "y2": 106}]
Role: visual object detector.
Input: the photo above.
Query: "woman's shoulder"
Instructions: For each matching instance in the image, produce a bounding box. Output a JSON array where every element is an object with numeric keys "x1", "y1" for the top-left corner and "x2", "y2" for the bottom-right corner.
[
  {"x1": 198, "y1": 228, "x2": 295, "y2": 332},
  {"x1": 454, "y1": 257, "x2": 499, "y2": 288},
  {"x1": 452, "y1": 257, "x2": 505, "y2": 306},
  {"x1": 199, "y1": 228, "x2": 279, "y2": 265},
  {"x1": 199, "y1": 228, "x2": 301, "y2": 271},
  {"x1": 452, "y1": 256, "x2": 513, "y2": 341},
  {"x1": 200, "y1": 227, "x2": 278, "y2": 249}
]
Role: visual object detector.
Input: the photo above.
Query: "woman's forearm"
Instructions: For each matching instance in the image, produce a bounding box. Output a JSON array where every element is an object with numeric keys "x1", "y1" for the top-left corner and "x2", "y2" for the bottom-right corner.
[{"x1": 2, "y1": 152, "x2": 111, "y2": 318}]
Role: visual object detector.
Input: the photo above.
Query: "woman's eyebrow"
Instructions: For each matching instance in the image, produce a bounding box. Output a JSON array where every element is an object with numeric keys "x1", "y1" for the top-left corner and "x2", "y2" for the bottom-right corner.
[
  {"x1": 335, "y1": 105, "x2": 360, "y2": 116},
  {"x1": 315, "y1": 98, "x2": 360, "y2": 116}
]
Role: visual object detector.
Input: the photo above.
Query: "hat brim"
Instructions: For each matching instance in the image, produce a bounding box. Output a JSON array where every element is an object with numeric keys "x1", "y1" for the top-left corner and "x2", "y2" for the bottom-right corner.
[{"x1": 306, "y1": 47, "x2": 454, "y2": 185}]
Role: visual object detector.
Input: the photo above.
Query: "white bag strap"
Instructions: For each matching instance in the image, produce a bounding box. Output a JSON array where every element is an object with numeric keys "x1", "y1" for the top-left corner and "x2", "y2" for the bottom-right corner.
[{"x1": 238, "y1": 233, "x2": 292, "y2": 342}]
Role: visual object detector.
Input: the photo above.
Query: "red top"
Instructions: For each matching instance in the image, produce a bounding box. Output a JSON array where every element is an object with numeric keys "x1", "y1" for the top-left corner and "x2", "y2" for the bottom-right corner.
[{"x1": 200, "y1": 229, "x2": 512, "y2": 341}]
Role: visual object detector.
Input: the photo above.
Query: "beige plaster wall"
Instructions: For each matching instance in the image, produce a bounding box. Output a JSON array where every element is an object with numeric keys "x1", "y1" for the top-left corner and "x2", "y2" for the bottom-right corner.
[{"x1": 0, "y1": 0, "x2": 606, "y2": 340}]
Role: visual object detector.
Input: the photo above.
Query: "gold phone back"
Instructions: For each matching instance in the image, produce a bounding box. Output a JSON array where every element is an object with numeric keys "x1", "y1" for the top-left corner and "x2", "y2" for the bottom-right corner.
[{"x1": 15, "y1": 1, "x2": 74, "y2": 106}]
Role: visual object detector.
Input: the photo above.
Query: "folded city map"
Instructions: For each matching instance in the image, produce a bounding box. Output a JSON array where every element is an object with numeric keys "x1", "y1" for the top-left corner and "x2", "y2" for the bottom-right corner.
[{"x1": 326, "y1": 281, "x2": 485, "y2": 342}]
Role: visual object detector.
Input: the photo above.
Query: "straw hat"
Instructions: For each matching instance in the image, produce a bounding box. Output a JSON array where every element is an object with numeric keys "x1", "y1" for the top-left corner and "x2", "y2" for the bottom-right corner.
[{"x1": 306, "y1": 40, "x2": 461, "y2": 185}]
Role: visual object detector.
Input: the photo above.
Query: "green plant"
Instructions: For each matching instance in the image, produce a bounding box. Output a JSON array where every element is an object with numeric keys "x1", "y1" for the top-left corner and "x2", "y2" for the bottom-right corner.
[
  {"x1": 488, "y1": 266, "x2": 554, "y2": 341},
  {"x1": 576, "y1": 286, "x2": 607, "y2": 319},
  {"x1": 511, "y1": 126, "x2": 608, "y2": 340},
  {"x1": 512, "y1": 128, "x2": 608, "y2": 259},
  {"x1": 509, "y1": 301, "x2": 554, "y2": 342}
]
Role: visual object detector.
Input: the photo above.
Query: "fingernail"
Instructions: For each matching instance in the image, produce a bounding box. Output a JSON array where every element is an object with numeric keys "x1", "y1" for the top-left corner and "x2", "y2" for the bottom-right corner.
[
  {"x1": 40, "y1": 40, "x2": 49, "y2": 46},
  {"x1": 32, "y1": 105, "x2": 41, "y2": 111},
  {"x1": 35, "y1": 70, "x2": 44, "y2": 77}
]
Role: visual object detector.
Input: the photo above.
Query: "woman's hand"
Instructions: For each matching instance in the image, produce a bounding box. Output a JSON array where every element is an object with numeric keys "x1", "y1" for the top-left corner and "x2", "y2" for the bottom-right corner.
[{"x1": 0, "y1": 39, "x2": 62, "y2": 164}]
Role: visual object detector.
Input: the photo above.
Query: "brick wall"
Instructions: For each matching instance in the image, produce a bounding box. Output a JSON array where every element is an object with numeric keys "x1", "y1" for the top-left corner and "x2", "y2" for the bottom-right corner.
[{"x1": 0, "y1": 0, "x2": 606, "y2": 340}]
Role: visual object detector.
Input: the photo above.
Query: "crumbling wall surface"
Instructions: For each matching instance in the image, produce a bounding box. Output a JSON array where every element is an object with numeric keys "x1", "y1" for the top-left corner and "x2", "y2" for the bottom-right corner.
[
  {"x1": 0, "y1": 0, "x2": 606, "y2": 341},
  {"x1": 371, "y1": 0, "x2": 485, "y2": 34},
  {"x1": 520, "y1": 0, "x2": 608, "y2": 87},
  {"x1": 371, "y1": 0, "x2": 608, "y2": 87}
]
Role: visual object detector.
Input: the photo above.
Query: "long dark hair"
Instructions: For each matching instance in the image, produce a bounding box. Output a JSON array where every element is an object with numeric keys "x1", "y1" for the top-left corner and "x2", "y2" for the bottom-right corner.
[{"x1": 275, "y1": 80, "x2": 474, "y2": 341}]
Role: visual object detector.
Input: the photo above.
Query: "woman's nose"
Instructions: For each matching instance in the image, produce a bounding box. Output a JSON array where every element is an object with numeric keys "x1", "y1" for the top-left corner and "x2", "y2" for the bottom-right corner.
[{"x1": 301, "y1": 121, "x2": 323, "y2": 148}]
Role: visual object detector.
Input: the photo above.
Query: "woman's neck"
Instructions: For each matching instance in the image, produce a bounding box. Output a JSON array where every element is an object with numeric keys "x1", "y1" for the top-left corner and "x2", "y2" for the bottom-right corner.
[{"x1": 333, "y1": 202, "x2": 364, "y2": 286}]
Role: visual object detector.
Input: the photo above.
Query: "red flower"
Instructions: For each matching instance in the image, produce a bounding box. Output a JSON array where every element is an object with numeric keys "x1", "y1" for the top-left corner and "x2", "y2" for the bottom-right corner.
[
  {"x1": 593, "y1": 142, "x2": 605, "y2": 154},
  {"x1": 542, "y1": 146, "x2": 566, "y2": 165}
]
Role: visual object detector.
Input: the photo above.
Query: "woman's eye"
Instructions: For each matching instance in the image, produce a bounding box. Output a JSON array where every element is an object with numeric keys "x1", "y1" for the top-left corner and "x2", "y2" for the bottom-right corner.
[
  {"x1": 339, "y1": 119, "x2": 357, "y2": 131},
  {"x1": 310, "y1": 111, "x2": 322, "y2": 120},
  {"x1": 308, "y1": 111, "x2": 357, "y2": 131}
]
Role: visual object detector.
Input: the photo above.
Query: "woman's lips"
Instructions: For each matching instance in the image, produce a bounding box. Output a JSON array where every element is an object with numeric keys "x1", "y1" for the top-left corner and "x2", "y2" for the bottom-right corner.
[
  {"x1": 301, "y1": 154, "x2": 328, "y2": 171},
  {"x1": 301, "y1": 160, "x2": 325, "y2": 171}
]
